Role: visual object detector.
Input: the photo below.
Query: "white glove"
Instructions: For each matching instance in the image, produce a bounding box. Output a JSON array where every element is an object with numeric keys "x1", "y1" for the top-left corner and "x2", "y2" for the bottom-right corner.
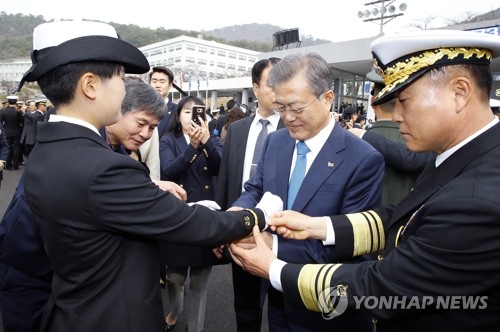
[
  {"x1": 188, "y1": 200, "x2": 221, "y2": 210},
  {"x1": 255, "y1": 192, "x2": 283, "y2": 217}
]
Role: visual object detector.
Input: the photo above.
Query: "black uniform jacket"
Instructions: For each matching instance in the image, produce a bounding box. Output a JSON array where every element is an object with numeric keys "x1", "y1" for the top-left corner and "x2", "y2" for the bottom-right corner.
[
  {"x1": 281, "y1": 122, "x2": 500, "y2": 332},
  {"x1": 24, "y1": 121, "x2": 265, "y2": 332}
]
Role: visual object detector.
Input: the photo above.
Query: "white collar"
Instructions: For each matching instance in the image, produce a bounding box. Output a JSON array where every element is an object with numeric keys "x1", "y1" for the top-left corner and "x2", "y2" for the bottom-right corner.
[
  {"x1": 49, "y1": 114, "x2": 101, "y2": 136},
  {"x1": 436, "y1": 117, "x2": 499, "y2": 167}
]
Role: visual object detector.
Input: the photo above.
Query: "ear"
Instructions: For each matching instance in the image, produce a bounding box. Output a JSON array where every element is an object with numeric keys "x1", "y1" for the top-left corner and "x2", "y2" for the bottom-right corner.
[
  {"x1": 454, "y1": 76, "x2": 472, "y2": 112},
  {"x1": 252, "y1": 82, "x2": 259, "y2": 95},
  {"x1": 80, "y1": 72, "x2": 100, "y2": 100},
  {"x1": 324, "y1": 89, "x2": 335, "y2": 106}
]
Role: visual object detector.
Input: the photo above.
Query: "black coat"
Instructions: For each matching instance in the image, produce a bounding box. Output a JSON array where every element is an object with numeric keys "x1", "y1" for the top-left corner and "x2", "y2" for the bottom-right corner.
[
  {"x1": 24, "y1": 121, "x2": 266, "y2": 332},
  {"x1": 0, "y1": 106, "x2": 23, "y2": 137},
  {"x1": 281, "y1": 122, "x2": 500, "y2": 332}
]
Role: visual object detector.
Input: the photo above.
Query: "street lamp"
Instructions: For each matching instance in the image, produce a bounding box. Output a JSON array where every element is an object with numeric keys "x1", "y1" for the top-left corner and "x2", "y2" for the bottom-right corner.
[{"x1": 358, "y1": 0, "x2": 408, "y2": 36}]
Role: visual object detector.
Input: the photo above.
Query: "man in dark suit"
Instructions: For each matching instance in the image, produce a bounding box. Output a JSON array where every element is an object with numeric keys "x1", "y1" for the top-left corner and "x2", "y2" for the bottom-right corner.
[
  {"x1": 231, "y1": 29, "x2": 500, "y2": 332},
  {"x1": 216, "y1": 57, "x2": 283, "y2": 332},
  {"x1": 208, "y1": 108, "x2": 221, "y2": 134},
  {"x1": 18, "y1": 21, "x2": 268, "y2": 332},
  {"x1": 0, "y1": 95, "x2": 23, "y2": 170},
  {"x1": 0, "y1": 122, "x2": 9, "y2": 188},
  {"x1": 20, "y1": 98, "x2": 47, "y2": 158},
  {"x1": 149, "y1": 66, "x2": 177, "y2": 138},
  {"x1": 230, "y1": 53, "x2": 385, "y2": 331}
]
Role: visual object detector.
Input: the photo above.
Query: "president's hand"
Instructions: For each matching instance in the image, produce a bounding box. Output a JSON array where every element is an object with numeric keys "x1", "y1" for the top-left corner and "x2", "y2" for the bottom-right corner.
[
  {"x1": 230, "y1": 226, "x2": 276, "y2": 279},
  {"x1": 268, "y1": 210, "x2": 327, "y2": 241}
]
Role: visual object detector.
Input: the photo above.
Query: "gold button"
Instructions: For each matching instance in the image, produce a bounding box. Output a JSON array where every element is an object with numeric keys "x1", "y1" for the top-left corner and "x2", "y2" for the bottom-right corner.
[
  {"x1": 336, "y1": 283, "x2": 349, "y2": 297},
  {"x1": 204, "y1": 185, "x2": 209, "y2": 189},
  {"x1": 377, "y1": 254, "x2": 383, "y2": 260},
  {"x1": 203, "y1": 167, "x2": 208, "y2": 171},
  {"x1": 372, "y1": 318, "x2": 378, "y2": 325}
]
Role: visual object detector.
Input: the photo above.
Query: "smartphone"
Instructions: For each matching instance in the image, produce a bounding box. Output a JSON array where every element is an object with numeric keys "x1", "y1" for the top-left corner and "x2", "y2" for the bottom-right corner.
[{"x1": 192, "y1": 105, "x2": 206, "y2": 125}]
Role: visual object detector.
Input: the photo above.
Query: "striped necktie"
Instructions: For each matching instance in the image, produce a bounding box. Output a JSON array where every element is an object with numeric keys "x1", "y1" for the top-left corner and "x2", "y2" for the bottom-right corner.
[{"x1": 250, "y1": 119, "x2": 270, "y2": 178}]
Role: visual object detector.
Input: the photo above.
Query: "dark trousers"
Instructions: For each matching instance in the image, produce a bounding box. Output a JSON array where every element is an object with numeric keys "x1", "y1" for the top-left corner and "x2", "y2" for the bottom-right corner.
[
  {"x1": 24, "y1": 144, "x2": 35, "y2": 159},
  {"x1": 5, "y1": 136, "x2": 21, "y2": 169},
  {"x1": 232, "y1": 262, "x2": 267, "y2": 332},
  {"x1": 0, "y1": 262, "x2": 52, "y2": 332}
]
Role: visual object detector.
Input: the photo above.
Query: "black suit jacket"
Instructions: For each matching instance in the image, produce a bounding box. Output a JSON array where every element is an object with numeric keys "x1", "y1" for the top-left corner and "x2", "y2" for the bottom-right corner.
[
  {"x1": 21, "y1": 111, "x2": 45, "y2": 145},
  {"x1": 215, "y1": 115, "x2": 285, "y2": 209},
  {"x1": 282, "y1": 122, "x2": 500, "y2": 332},
  {"x1": 24, "y1": 121, "x2": 266, "y2": 332},
  {"x1": 157, "y1": 100, "x2": 177, "y2": 138},
  {"x1": 0, "y1": 106, "x2": 23, "y2": 137}
]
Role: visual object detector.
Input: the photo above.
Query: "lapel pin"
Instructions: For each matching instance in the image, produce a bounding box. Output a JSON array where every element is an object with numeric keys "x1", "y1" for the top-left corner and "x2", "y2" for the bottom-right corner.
[{"x1": 328, "y1": 162, "x2": 335, "y2": 167}]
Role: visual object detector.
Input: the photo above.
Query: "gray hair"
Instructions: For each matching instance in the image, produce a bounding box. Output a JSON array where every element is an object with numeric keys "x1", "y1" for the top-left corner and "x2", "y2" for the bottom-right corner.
[
  {"x1": 267, "y1": 53, "x2": 332, "y2": 97},
  {"x1": 122, "y1": 77, "x2": 167, "y2": 119}
]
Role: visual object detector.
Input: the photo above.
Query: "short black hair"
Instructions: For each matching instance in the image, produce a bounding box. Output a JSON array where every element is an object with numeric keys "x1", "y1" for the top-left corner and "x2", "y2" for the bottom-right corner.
[{"x1": 149, "y1": 66, "x2": 174, "y2": 83}]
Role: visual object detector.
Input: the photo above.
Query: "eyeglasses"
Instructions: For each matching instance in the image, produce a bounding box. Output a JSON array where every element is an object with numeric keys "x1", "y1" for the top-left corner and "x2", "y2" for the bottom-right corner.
[{"x1": 273, "y1": 94, "x2": 322, "y2": 116}]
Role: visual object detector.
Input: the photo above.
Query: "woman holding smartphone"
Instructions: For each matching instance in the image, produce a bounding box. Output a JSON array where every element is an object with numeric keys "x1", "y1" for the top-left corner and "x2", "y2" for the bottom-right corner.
[{"x1": 159, "y1": 96, "x2": 224, "y2": 331}]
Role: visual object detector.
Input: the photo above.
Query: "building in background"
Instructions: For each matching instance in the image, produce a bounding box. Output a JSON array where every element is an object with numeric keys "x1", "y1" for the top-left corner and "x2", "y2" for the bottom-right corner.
[{"x1": 139, "y1": 35, "x2": 259, "y2": 89}]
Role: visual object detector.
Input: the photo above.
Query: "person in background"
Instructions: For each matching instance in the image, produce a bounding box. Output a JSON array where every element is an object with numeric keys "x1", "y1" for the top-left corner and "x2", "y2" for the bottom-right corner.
[
  {"x1": 138, "y1": 66, "x2": 177, "y2": 180},
  {"x1": 231, "y1": 29, "x2": 500, "y2": 332},
  {"x1": 0, "y1": 122, "x2": 9, "y2": 188},
  {"x1": 159, "y1": 96, "x2": 223, "y2": 331},
  {"x1": 214, "y1": 99, "x2": 238, "y2": 136},
  {"x1": 220, "y1": 106, "x2": 246, "y2": 144},
  {"x1": 25, "y1": 100, "x2": 36, "y2": 111},
  {"x1": 150, "y1": 66, "x2": 177, "y2": 138},
  {"x1": 231, "y1": 53, "x2": 384, "y2": 331},
  {"x1": 353, "y1": 113, "x2": 366, "y2": 129},
  {"x1": 0, "y1": 95, "x2": 23, "y2": 170},
  {"x1": 216, "y1": 57, "x2": 283, "y2": 332},
  {"x1": 20, "y1": 98, "x2": 47, "y2": 158},
  {"x1": 362, "y1": 70, "x2": 418, "y2": 205},
  {"x1": 208, "y1": 108, "x2": 221, "y2": 134},
  {"x1": 19, "y1": 20, "x2": 269, "y2": 332}
]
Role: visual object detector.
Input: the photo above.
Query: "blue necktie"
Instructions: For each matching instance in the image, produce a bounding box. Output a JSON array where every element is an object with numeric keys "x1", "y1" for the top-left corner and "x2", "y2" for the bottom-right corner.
[
  {"x1": 250, "y1": 119, "x2": 270, "y2": 179},
  {"x1": 287, "y1": 141, "x2": 310, "y2": 209}
]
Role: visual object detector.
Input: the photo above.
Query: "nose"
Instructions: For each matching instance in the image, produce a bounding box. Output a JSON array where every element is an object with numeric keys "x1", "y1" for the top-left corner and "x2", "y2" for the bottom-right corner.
[
  {"x1": 139, "y1": 126, "x2": 152, "y2": 139},
  {"x1": 283, "y1": 110, "x2": 298, "y2": 121}
]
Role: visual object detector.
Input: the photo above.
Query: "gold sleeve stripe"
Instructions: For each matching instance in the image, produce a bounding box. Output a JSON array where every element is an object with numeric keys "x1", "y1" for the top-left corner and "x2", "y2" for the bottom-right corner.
[
  {"x1": 297, "y1": 264, "x2": 342, "y2": 312},
  {"x1": 347, "y1": 210, "x2": 384, "y2": 256},
  {"x1": 365, "y1": 210, "x2": 385, "y2": 252}
]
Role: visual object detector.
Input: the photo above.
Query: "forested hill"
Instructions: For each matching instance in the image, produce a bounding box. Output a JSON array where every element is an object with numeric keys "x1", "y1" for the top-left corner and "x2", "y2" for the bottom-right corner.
[{"x1": 0, "y1": 12, "x2": 332, "y2": 60}]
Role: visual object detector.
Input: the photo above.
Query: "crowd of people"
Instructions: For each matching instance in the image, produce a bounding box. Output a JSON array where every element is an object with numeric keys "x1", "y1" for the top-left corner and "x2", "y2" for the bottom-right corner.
[{"x1": 1, "y1": 19, "x2": 500, "y2": 332}]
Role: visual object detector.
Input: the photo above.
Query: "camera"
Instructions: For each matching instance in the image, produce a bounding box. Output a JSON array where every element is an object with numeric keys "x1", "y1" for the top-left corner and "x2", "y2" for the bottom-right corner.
[
  {"x1": 192, "y1": 105, "x2": 206, "y2": 125},
  {"x1": 341, "y1": 112, "x2": 352, "y2": 122}
]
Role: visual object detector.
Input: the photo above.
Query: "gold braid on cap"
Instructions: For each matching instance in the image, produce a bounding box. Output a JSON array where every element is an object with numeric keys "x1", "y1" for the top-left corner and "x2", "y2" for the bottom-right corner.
[{"x1": 374, "y1": 47, "x2": 492, "y2": 100}]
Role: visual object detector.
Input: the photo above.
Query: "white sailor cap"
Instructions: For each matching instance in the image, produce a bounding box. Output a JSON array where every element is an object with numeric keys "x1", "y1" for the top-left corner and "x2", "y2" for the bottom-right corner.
[
  {"x1": 19, "y1": 20, "x2": 149, "y2": 90},
  {"x1": 370, "y1": 29, "x2": 500, "y2": 106}
]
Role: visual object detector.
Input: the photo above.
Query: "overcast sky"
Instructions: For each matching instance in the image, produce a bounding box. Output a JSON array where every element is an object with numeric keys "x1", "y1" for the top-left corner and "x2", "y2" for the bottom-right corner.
[{"x1": 2, "y1": 0, "x2": 499, "y2": 42}]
